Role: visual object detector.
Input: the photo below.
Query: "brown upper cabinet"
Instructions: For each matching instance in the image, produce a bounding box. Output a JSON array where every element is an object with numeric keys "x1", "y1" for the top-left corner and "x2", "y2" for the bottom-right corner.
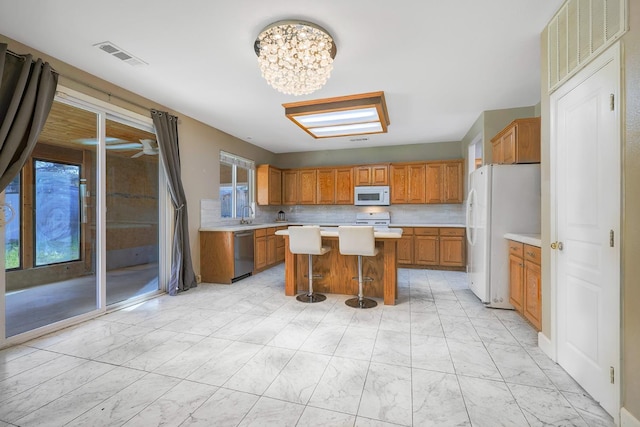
[
  {"x1": 335, "y1": 167, "x2": 354, "y2": 204},
  {"x1": 256, "y1": 165, "x2": 282, "y2": 206},
  {"x1": 354, "y1": 164, "x2": 389, "y2": 186},
  {"x1": 425, "y1": 161, "x2": 463, "y2": 204},
  {"x1": 316, "y1": 167, "x2": 354, "y2": 205},
  {"x1": 316, "y1": 168, "x2": 336, "y2": 204},
  {"x1": 491, "y1": 117, "x2": 541, "y2": 164},
  {"x1": 390, "y1": 163, "x2": 426, "y2": 204},
  {"x1": 282, "y1": 169, "x2": 298, "y2": 205},
  {"x1": 257, "y1": 159, "x2": 462, "y2": 206},
  {"x1": 297, "y1": 169, "x2": 317, "y2": 205},
  {"x1": 391, "y1": 160, "x2": 463, "y2": 204}
]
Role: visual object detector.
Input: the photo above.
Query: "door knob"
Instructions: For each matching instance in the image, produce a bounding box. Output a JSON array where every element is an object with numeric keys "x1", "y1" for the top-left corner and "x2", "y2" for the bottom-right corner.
[{"x1": 551, "y1": 241, "x2": 564, "y2": 250}]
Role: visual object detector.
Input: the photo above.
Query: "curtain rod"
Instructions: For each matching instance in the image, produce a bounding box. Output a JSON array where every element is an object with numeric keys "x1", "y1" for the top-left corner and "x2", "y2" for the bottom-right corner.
[{"x1": 6, "y1": 47, "x2": 155, "y2": 113}]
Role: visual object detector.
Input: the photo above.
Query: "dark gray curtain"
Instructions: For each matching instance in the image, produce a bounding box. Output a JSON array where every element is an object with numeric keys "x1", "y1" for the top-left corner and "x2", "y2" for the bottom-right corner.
[
  {"x1": 0, "y1": 43, "x2": 58, "y2": 192},
  {"x1": 151, "y1": 109, "x2": 196, "y2": 295}
]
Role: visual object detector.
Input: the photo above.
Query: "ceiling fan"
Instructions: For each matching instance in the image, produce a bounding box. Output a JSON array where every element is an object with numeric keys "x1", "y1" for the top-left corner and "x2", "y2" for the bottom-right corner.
[{"x1": 131, "y1": 139, "x2": 159, "y2": 158}]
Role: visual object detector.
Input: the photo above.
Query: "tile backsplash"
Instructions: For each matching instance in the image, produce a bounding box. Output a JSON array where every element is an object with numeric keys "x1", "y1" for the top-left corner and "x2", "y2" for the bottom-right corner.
[{"x1": 201, "y1": 199, "x2": 465, "y2": 228}]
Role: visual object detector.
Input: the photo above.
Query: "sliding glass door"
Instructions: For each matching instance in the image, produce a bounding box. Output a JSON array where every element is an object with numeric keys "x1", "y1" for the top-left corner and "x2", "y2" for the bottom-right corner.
[
  {"x1": 4, "y1": 101, "x2": 99, "y2": 337},
  {"x1": 2, "y1": 92, "x2": 163, "y2": 341},
  {"x1": 105, "y1": 118, "x2": 159, "y2": 305}
]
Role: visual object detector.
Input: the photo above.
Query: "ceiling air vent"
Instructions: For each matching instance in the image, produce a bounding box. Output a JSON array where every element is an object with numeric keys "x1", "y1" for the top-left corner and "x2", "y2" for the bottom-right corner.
[{"x1": 93, "y1": 41, "x2": 147, "y2": 66}]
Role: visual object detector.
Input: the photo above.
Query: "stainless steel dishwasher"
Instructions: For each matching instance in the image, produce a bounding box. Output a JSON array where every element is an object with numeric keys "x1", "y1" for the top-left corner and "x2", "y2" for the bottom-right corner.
[{"x1": 233, "y1": 230, "x2": 254, "y2": 282}]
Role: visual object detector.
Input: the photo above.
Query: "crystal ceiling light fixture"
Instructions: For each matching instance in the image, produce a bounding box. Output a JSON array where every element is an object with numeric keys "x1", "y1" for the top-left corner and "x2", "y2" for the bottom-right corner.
[
  {"x1": 254, "y1": 20, "x2": 337, "y2": 96},
  {"x1": 283, "y1": 91, "x2": 390, "y2": 139}
]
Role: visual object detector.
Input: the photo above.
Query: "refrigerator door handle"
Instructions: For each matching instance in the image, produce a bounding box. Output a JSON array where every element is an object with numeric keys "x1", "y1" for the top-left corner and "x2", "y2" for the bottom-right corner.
[{"x1": 466, "y1": 188, "x2": 476, "y2": 246}]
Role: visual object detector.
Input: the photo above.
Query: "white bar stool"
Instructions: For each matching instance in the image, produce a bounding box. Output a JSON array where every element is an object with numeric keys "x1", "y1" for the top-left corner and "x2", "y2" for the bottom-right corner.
[
  {"x1": 288, "y1": 226, "x2": 331, "y2": 303},
  {"x1": 338, "y1": 226, "x2": 379, "y2": 309}
]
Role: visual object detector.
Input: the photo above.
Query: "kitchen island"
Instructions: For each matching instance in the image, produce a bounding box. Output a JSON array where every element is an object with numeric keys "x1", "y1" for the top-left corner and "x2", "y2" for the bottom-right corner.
[{"x1": 275, "y1": 227, "x2": 403, "y2": 305}]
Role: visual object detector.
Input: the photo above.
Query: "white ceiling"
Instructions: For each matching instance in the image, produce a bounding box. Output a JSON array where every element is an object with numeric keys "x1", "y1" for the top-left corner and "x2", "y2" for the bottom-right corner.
[{"x1": 0, "y1": 0, "x2": 563, "y2": 153}]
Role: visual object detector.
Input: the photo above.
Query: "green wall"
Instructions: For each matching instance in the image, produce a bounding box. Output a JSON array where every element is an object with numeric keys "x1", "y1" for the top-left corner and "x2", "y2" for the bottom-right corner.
[
  {"x1": 540, "y1": 3, "x2": 640, "y2": 419},
  {"x1": 274, "y1": 141, "x2": 462, "y2": 169},
  {"x1": 621, "y1": 0, "x2": 640, "y2": 418}
]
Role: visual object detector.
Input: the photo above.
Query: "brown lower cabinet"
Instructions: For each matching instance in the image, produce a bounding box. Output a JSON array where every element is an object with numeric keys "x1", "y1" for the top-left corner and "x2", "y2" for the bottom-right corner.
[
  {"x1": 200, "y1": 231, "x2": 235, "y2": 284},
  {"x1": 508, "y1": 239, "x2": 541, "y2": 331},
  {"x1": 200, "y1": 226, "x2": 286, "y2": 284},
  {"x1": 255, "y1": 226, "x2": 286, "y2": 273},
  {"x1": 398, "y1": 227, "x2": 465, "y2": 270}
]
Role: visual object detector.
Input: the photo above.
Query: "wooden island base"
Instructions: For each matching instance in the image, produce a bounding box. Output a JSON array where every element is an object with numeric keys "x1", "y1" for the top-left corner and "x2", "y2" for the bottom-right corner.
[{"x1": 283, "y1": 236, "x2": 398, "y2": 305}]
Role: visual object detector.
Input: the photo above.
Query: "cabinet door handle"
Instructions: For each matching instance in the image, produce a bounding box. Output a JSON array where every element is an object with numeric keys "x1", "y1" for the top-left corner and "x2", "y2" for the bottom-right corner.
[{"x1": 526, "y1": 251, "x2": 535, "y2": 257}]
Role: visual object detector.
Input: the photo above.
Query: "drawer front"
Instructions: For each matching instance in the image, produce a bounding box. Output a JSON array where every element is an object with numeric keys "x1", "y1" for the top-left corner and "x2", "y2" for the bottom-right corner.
[
  {"x1": 401, "y1": 227, "x2": 414, "y2": 235},
  {"x1": 440, "y1": 227, "x2": 465, "y2": 236},
  {"x1": 267, "y1": 227, "x2": 276, "y2": 235},
  {"x1": 414, "y1": 227, "x2": 439, "y2": 236},
  {"x1": 508, "y1": 240, "x2": 524, "y2": 257},
  {"x1": 255, "y1": 228, "x2": 266, "y2": 238},
  {"x1": 524, "y1": 245, "x2": 541, "y2": 264}
]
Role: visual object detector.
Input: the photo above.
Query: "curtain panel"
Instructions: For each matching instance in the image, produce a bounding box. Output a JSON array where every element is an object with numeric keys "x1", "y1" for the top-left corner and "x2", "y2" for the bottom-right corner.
[
  {"x1": 151, "y1": 109, "x2": 196, "y2": 295},
  {"x1": 0, "y1": 43, "x2": 58, "y2": 192}
]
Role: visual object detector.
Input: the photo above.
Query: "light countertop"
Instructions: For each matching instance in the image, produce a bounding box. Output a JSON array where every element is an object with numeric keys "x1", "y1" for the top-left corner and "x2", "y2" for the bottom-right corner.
[
  {"x1": 504, "y1": 233, "x2": 542, "y2": 247},
  {"x1": 199, "y1": 222, "x2": 289, "y2": 232},
  {"x1": 275, "y1": 226, "x2": 402, "y2": 239},
  {"x1": 200, "y1": 222, "x2": 464, "y2": 232}
]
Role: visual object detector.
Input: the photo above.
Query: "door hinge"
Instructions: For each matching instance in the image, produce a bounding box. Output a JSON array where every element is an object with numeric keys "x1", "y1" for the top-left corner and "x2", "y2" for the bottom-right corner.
[
  {"x1": 610, "y1": 94, "x2": 615, "y2": 111},
  {"x1": 610, "y1": 230, "x2": 615, "y2": 247},
  {"x1": 610, "y1": 366, "x2": 615, "y2": 384}
]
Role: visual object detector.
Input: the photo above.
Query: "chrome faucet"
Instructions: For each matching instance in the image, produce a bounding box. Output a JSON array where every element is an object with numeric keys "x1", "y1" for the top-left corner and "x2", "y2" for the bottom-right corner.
[{"x1": 240, "y1": 205, "x2": 254, "y2": 224}]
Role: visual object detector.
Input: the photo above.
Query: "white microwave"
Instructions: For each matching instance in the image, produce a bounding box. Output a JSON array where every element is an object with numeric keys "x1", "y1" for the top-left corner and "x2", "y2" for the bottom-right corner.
[{"x1": 354, "y1": 186, "x2": 390, "y2": 206}]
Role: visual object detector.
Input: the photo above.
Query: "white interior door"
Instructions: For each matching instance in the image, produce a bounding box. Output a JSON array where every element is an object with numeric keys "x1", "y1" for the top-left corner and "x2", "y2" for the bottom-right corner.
[{"x1": 552, "y1": 44, "x2": 620, "y2": 418}]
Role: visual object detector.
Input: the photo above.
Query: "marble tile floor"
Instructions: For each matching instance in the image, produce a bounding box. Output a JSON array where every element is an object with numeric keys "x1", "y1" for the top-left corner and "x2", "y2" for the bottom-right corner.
[{"x1": 0, "y1": 266, "x2": 615, "y2": 427}]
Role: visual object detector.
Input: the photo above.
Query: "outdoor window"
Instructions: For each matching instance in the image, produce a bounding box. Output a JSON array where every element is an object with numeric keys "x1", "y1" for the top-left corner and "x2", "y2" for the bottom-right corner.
[
  {"x1": 219, "y1": 151, "x2": 254, "y2": 218},
  {"x1": 4, "y1": 174, "x2": 21, "y2": 270},
  {"x1": 5, "y1": 142, "x2": 86, "y2": 272},
  {"x1": 33, "y1": 160, "x2": 81, "y2": 266}
]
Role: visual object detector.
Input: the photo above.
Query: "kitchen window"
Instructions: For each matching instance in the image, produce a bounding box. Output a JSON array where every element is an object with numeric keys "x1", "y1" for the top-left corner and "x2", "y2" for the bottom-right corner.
[{"x1": 219, "y1": 151, "x2": 255, "y2": 218}]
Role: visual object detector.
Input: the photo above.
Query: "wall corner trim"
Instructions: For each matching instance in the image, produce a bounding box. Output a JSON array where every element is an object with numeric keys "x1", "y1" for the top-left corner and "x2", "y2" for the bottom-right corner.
[
  {"x1": 622, "y1": 408, "x2": 640, "y2": 427},
  {"x1": 538, "y1": 331, "x2": 555, "y2": 361}
]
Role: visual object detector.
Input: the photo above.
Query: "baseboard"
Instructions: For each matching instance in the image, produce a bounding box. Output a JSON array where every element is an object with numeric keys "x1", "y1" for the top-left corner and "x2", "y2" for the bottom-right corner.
[
  {"x1": 538, "y1": 331, "x2": 556, "y2": 361},
  {"x1": 622, "y1": 408, "x2": 640, "y2": 427}
]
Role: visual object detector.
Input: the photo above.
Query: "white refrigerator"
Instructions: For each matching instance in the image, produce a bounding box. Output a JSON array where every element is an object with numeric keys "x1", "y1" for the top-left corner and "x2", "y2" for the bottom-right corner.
[{"x1": 466, "y1": 164, "x2": 540, "y2": 308}]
